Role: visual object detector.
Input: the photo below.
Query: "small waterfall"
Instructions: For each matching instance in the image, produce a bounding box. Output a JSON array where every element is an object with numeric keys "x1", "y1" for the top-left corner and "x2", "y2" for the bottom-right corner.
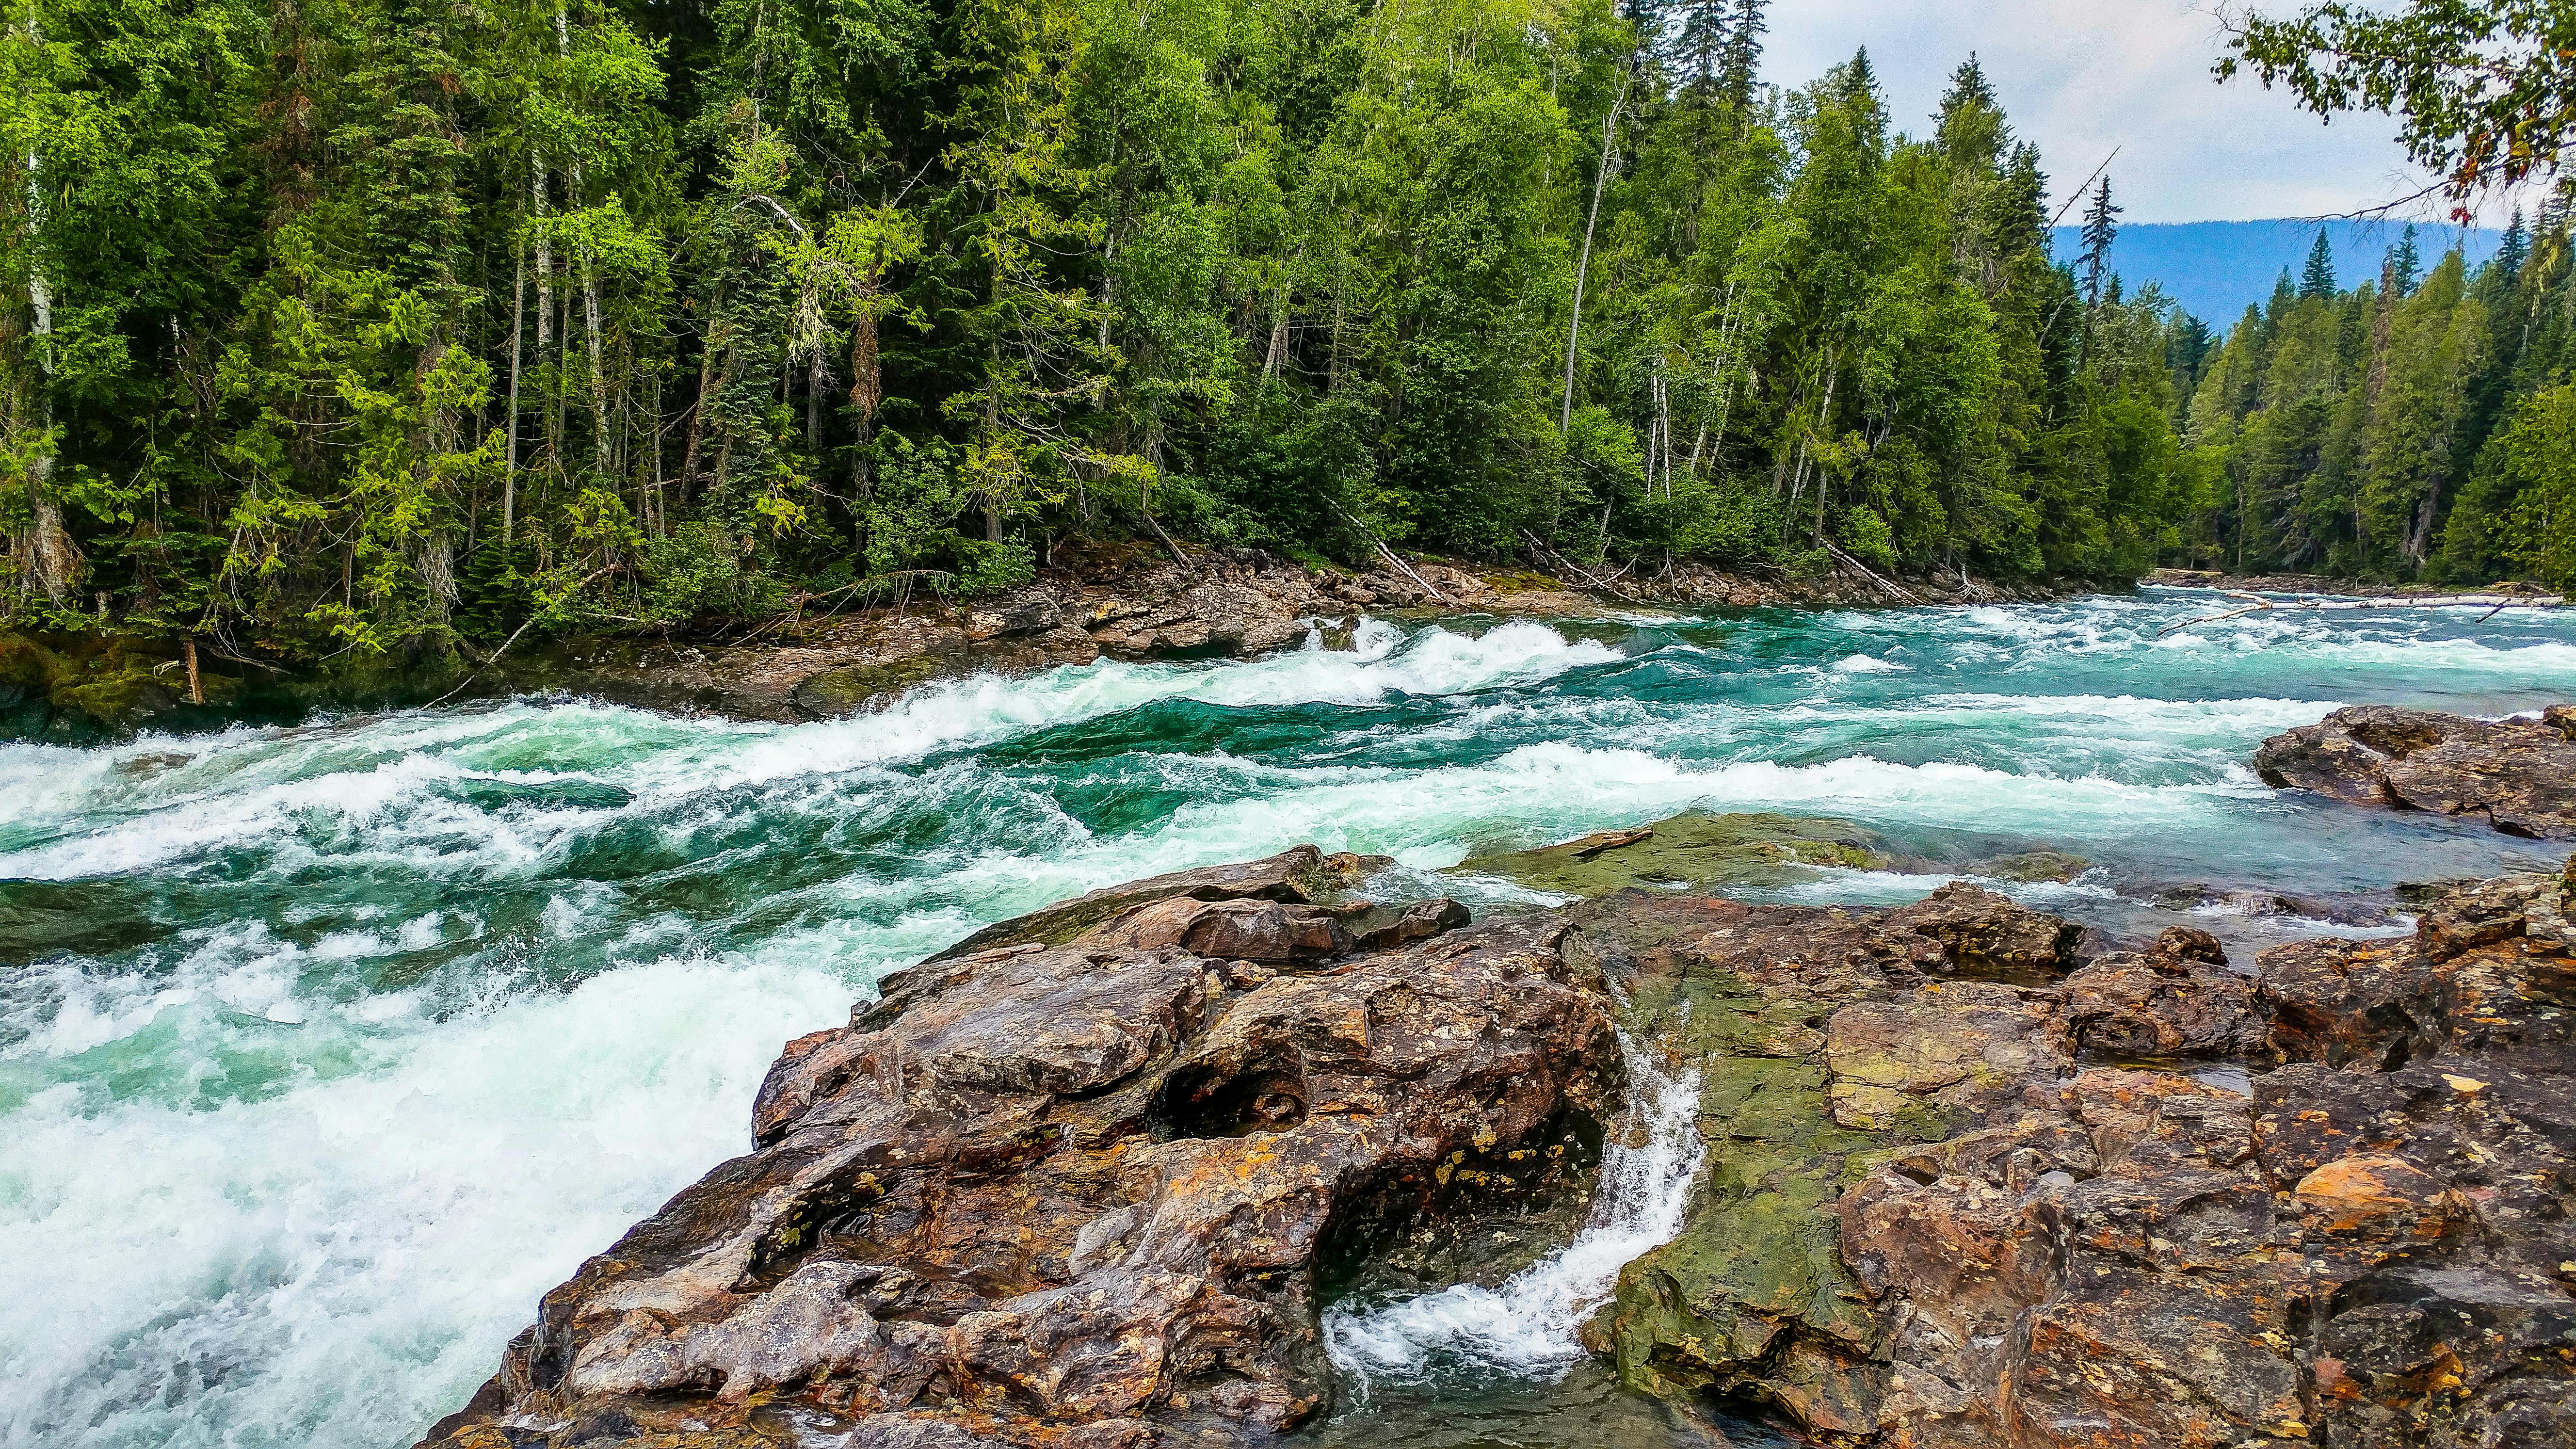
[{"x1": 1321, "y1": 1027, "x2": 1706, "y2": 1389}]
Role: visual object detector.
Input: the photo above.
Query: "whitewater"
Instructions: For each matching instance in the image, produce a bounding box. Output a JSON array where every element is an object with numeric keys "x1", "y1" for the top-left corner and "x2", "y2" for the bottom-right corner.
[{"x1": 4, "y1": 589, "x2": 2574, "y2": 1447}]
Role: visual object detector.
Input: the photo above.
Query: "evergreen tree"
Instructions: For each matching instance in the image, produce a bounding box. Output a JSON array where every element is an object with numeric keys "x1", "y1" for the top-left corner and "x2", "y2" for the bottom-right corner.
[
  {"x1": 1714, "y1": 0, "x2": 1765, "y2": 112},
  {"x1": 2493, "y1": 209, "x2": 2527, "y2": 283},
  {"x1": 2077, "y1": 175, "x2": 2119, "y2": 308},
  {"x1": 2300, "y1": 228, "x2": 2337, "y2": 299},
  {"x1": 2388, "y1": 225, "x2": 2422, "y2": 296}
]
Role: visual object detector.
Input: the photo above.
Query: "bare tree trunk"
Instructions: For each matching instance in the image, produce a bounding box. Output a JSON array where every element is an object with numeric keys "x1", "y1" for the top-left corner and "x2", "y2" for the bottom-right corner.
[
  {"x1": 806, "y1": 352, "x2": 824, "y2": 456},
  {"x1": 679, "y1": 301, "x2": 724, "y2": 497},
  {"x1": 532, "y1": 150, "x2": 554, "y2": 465},
  {"x1": 504, "y1": 249, "x2": 525, "y2": 540},
  {"x1": 16, "y1": 14, "x2": 77, "y2": 605},
  {"x1": 848, "y1": 309, "x2": 880, "y2": 531},
  {"x1": 1559, "y1": 65, "x2": 1630, "y2": 434},
  {"x1": 560, "y1": 7, "x2": 612, "y2": 480}
]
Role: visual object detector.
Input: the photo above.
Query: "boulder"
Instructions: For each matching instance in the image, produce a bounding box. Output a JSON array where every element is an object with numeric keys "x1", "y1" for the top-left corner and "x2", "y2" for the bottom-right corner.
[
  {"x1": 928, "y1": 845, "x2": 1385, "y2": 960},
  {"x1": 422, "y1": 854, "x2": 2576, "y2": 1449},
  {"x1": 2061, "y1": 928, "x2": 2263, "y2": 1060},
  {"x1": 420, "y1": 858, "x2": 1610, "y2": 1449},
  {"x1": 1459, "y1": 811, "x2": 1887, "y2": 896},
  {"x1": 2253, "y1": 704, "x2": 2576, "y2": 837}
]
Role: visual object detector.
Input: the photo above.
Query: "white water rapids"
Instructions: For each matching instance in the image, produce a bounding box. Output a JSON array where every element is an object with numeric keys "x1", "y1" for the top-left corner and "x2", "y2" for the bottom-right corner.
[
  {"x1": 1323, "y1": 1028, "x2": 1707, "y2": 1389},
  {"x1": 7, "y1": 591, "x2": 2576, "y2": 1447}
]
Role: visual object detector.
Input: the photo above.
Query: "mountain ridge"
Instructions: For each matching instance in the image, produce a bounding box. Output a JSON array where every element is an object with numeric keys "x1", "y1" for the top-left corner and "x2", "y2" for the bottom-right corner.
[{"x1": 2048, "y1": 218, "x2": 2504, "y2": 324}]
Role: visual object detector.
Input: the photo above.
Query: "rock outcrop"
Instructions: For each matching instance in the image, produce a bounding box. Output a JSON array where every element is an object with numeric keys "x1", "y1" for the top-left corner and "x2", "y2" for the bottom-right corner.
[
  {"x1": 420, "y1": 850, "x2": 1614, "y2": 1449},
  {"x1": 423, "y1": 842, "x2": 2576, "y2": 1449},
  {"x1": 1588, "y1": 867, "x2": 2576, "y2": 1449},
  {"x1": 2253, "y1": 704, "x2": 2576, "y2": 838}
]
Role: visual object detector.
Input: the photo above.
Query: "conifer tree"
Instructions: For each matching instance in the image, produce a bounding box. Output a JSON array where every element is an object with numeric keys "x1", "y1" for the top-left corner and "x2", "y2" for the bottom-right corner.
[
  {"x1": 1715, "y1": 0, "x2": 1766, "y2": 112},
  {"x1": 2388, "y1": 225, "x2": 2422, "y2": 295},
  {"x1": 2300, "y1": 228, "x2": 2337, "y2": 299},
  {"x1": 2077, "y1": 175, "x2": 2120, "y2": 308}
]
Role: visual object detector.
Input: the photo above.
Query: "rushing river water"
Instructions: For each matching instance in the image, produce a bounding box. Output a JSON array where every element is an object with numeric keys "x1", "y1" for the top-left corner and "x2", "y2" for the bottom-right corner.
[{"x1": 5, "y1": 589, "x2": 2575, "y2": 1448}]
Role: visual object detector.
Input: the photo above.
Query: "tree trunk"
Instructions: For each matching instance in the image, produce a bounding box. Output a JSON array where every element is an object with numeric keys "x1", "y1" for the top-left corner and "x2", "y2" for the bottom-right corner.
[
  {"x1": 505, "y1": 249, "x2": 525, "y2": 539},
  {"x1": 16, "y1": 14, "x2": 78, "y2": 605},
  {"x1": 1559, "y1": 65, "x2": 1630, "y2": 434},
  {"x1": 680, "y1": 301, "x2": 725, "y2": 498},
  {"x1": 532, "y1": 150, "x2": 554, "y2": 465}
]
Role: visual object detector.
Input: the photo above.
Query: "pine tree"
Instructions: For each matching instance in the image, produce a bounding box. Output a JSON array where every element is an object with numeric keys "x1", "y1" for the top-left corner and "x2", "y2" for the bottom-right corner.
[
  {"x1": 1935, "y1": 56, "x2": 2006, "y2": 170},
  {"x1": 2388, "y1": 224, "x2": 2422, "y2": 296},
  {"x1": 1715, "y1": 0, "x2": 1766, "y2": 112},
  {"x1": 1671, "y1": 0, "x2": 1728, "y2": 84},
  {"x1": 2493, "y1": 209, "x2": 2527, "y2": 284},
  {"x1": 2077, "y1": 175, "x2": 2119, "y2": 309},
  {"x1": 2300, "y1": 228, "x2": 2337, "y2": 299}
]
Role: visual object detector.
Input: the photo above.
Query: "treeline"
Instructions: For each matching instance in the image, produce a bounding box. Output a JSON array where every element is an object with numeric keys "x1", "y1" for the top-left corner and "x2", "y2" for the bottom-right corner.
[
  {"x1": 0, "y1": 0, "x2": 2209, "y2": 659},
  {"x1": 2174, "y1": 215, "x2": 2576, "y2": 591}
]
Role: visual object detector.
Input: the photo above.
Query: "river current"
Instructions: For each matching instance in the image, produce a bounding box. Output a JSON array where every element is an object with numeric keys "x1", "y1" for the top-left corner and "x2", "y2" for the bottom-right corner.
[{"x1": 5, "y1": 589, "x2": 2574, "y2": 1448}]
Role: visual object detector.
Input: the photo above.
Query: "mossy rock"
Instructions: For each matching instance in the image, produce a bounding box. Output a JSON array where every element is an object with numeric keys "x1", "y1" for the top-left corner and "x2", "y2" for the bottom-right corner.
[
  {"x1": 0, "y1": 630, "x2": 244, "y2": 738},
  {"x1": 1972, "y1": 849, "x2": 2093, "y2": 883},
  {"x1": 1458, "y1": 811, "x2": 1886, "y2": 897},
  {"x1": 789, "y1": 655, "x2": 948, "y2": 716}
]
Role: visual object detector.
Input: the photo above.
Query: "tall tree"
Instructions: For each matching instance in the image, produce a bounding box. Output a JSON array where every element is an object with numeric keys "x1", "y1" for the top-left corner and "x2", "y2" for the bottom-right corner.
[
  {"x1": 2077, "y1": 175, "x2": 2120, "y2": 310},
  {"x1": 2299, "y1": 228, "x2": 2337, "y2": 299}
]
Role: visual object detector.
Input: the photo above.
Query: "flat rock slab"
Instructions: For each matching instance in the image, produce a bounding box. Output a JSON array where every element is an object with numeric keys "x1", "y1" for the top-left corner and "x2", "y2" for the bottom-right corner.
[{"x1": 2254, "y1": 704, "x2": 2576, "y2": 838}]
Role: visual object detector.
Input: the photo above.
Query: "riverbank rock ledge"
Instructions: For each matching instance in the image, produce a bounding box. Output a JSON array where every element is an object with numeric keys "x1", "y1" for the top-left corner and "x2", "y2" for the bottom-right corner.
[
  {"x1": 424, "y1": 849, "x2": 2576, "y2": 1448},
  {"x1": 419, "y1": 846, "x2": 1615, "y2": 1449},
  {"x1": 1583, "y1": 864, "x2": 2576, "y2": 1449},
  {"x1": 2254, "y1": 703, "x2": 2576, "y2": 837}
]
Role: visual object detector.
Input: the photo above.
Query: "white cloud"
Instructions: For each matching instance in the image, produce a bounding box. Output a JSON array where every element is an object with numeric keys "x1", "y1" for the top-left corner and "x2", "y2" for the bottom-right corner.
[{"x1": 1760, "y1": 0, "x2": 2473, "y2": 224}]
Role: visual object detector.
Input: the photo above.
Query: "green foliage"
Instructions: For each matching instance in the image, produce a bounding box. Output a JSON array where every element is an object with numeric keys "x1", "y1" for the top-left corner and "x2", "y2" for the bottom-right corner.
[
  {"x1": 1, "y1": 0, "x2": 2242, "y2": 661},
  {"x1": 2222, "y1": 0, "x2": 2576, "y2": 215},
  {"x1": 2176, "y1": 212, "x2": 2576, "y2": 590}
]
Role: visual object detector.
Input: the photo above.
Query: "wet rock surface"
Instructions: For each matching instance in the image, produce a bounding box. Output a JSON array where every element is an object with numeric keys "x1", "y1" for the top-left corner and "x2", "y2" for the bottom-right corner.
[
  {"x1": 420, "y1": 852, "x2": 1615, "y2": 1449},
  {"x1": 2254, "y1": 704, "x2": 2576, "y2": 838},
  {"x1": 423, "y1": 845, "x2": 2576, "y2": 1449},
  {"x1": 1589, "y1": 865, "x2": 2576, "y2": 1449},
  {"x1": 1459, "y1": 811, "x2": 1888, "y2": 897}
]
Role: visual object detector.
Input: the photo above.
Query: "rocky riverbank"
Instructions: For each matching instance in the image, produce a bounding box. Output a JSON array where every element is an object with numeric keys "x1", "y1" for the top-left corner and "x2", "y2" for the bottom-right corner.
[
  {"x1": 419, "y1": 823, "x2": 2576, "y2": 1449},
  {"x1": 2, "y1": 549, "x2": 2071, "y2": 739}
]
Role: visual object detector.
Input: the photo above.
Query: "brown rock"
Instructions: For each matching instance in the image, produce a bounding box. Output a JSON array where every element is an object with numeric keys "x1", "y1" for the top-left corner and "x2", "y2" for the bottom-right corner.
[
  {"x1": 421, "y1": 859, "x2": 1612, "y2": 1449},
  {"x1": 927, "y1": 845, "x2": 1381, "y2": 960},
  {"x1": 2254, "y1": 704, "x2": 2576, "y2": 837},
  {"x1": 2060, "y1": 941, "x2": 2262, "y2": 1060}
]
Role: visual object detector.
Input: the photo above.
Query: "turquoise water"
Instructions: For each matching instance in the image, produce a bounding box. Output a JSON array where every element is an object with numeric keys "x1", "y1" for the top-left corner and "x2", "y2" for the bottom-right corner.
[{"x1": 3, "y1": 589, "x2": 2572, "y2": 1447}]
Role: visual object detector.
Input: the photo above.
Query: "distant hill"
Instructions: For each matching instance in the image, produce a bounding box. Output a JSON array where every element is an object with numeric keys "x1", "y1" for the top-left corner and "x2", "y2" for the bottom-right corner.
[{"x1": 2046, "y1": 220, "x2": 2504, "y2": 327}]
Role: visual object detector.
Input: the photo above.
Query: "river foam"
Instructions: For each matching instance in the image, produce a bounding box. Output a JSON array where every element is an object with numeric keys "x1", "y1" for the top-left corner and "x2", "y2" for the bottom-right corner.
[
  {"x1": 6, "y1": 592, "x2": 2574, "y2": 1447},
  {"x1": 1322, "y1": 1029, "x2": 1706, "y2": 1388}
]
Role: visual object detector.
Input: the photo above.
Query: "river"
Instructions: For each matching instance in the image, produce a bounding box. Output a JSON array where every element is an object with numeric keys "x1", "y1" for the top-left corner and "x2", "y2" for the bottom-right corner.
[{"x1": 4, "y1": 588, "x2": 2573, "y2": 1448}]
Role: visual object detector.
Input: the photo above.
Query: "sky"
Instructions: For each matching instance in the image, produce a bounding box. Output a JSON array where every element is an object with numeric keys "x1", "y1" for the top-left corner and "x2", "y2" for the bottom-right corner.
[{"x1": 1762, "y1": 0, "x2": 2505, "y2": 227}]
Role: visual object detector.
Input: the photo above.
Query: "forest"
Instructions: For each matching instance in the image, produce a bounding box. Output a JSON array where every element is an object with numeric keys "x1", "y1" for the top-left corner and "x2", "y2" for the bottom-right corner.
[
  {"x1": 2176, "y1": 214, "x2": 2576, "y2": 591},
  {"x1": 0, "y1": 0, "x2": 2552, "y2": 668}
]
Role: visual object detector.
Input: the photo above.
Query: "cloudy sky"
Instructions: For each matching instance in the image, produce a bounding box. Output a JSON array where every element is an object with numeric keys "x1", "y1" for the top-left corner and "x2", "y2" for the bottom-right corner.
[{"x1": 1762, "y1": 0, "x2": 2469, "y2": 225}]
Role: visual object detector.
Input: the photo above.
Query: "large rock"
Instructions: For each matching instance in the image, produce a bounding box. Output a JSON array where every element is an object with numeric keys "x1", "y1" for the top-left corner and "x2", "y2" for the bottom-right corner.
[
  {"x1": 1459, "y1": 811, "x2": 1888, "y2": 896},
  {"x1": 424, "y1": 854, "x2": 2576, "y2": 1449},
  {"x1": 1586, "y1": 868, "x2": 2576, "y2": 1449},
  {"x1": 2253, "y1": 704, "x2": 2576, "y2": 837},
  {"x1": 420, "y1": 869, "x2": 1612, "y2": 1449},
  {"x1": 928, "y1": 845, "x2": 1384, "y2": 960}
]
